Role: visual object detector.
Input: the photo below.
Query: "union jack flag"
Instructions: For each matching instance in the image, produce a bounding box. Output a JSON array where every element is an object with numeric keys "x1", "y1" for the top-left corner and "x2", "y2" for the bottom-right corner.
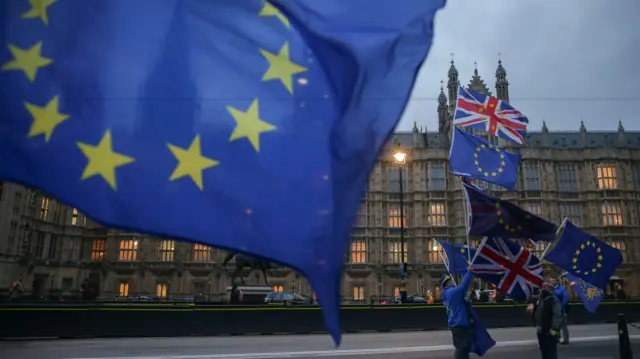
[
  {"x1": 470, "y1": 237, "x2": 543, "y2": 300},
  {"x1": 453, "y1": 87, "x2": 529, "y2": 144}
]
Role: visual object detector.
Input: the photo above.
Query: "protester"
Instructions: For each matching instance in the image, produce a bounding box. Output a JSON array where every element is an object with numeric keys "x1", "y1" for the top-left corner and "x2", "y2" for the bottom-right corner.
[
  {"x1": 550, "y1": 277, "x2": 569, "y2": 344},
  {"x1": 527, "y1": 281, "x2": 562, "y2": 359},
  {"x1": 441, "y1": 267, "x2": 474, "y2": 359}
]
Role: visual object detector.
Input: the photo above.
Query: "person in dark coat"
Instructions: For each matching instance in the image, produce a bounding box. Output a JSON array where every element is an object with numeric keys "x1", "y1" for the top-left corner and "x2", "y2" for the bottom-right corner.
[
  {"x1": 441, "y1": 268, "x2": 474, "y2": 359},
  {"x1": 527, "y1": 282, "x2": 562, "y2": 359},
  {"x1": 550, "y1": 277, "x2": 569, "y2": 344}
]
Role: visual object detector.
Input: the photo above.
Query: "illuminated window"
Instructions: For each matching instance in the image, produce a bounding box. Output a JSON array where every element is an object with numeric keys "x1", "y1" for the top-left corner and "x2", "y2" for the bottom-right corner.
[
  {"x1": 119, "y1": 282, "x2": 129, "y2": 297},
  {"x1": 394, "y1": 287, "x2": 400, "y2": 297},
  {"x1": 159, "y1": 240, "x2": 175, "y2": 262},
  {"x1": 193, "y1": 244, "x2": 211, "y2": 262},
  {"x1": 71, "y1": 208, "x2": 79, "y2": 226},
  {"x1": 350, "y1": 240, "x2": 367, "y2": 263},
  {"x1": 273, "y1": 285, "x2": 284, "y2": 292},
  {"x1": 427, "y1": 239, "x2": 443, "y2": 263},
  {"x1": 119, "y1": 239, "x2": 139, "y2": 261},
  {"x1": 91, "y1": 239, "x2": 106, "y2": 261},
  {"x1": 596, "y1": 164, "x2": 617, "y2": 189},
  {"x1": 353, "y1": 286, "x2": 364, "y2": 300},
  {"x1": 388, "y1": 240, "x2": 407, "y2": 263},
  {"x1": 40, "y1": 196, "x2": 49, "y2": 220},
  {"x1": 387, "y1": 167, "x2": 407, "y2": 193},
  {"x1": 601, "y1": 203, "x2": 623, "y2": 226},
  {"x1": 388, "y1": 205, "x2": 406, "y2": 227},
  {"x1": 428, "y1": 203, "x2": 446, "y2": 227},
  {"x1": 156, "y1": 283, "x2": 168, "y2": 298},
  {"x1": 83, "y1": 215, "x2": 87, "y2": 226}
]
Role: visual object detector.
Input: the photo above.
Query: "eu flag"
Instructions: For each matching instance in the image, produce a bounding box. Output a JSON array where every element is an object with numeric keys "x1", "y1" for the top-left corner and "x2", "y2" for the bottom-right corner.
[
  {"x1": 450, "y1": 127, "x2": 521, "y2": 190},
  {"x1": 566, "y1": 272, "x2": 604, "y2": 314},
  {"x1": 466, "y1": 301, "x2": 496, "y2": 356},
  {"x1": 462, "y1": 183, "x2": 558, "y2": 242},
  {"x1": 545, "y1": 220, "x2": 622, "y2": 290},
  {"x1": 0, "y1": 0, "x2": 446, "y2": 345},
  {"x1": 436, "y1": 239, "x2": 476, "y2": 275}
]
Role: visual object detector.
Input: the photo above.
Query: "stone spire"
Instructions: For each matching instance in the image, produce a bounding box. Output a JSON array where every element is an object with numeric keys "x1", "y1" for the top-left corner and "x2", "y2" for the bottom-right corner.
[
  {"x1": 495, "y1": 53, "x2": 509, "y2": 102},
  {"x1": 618, "y1": 119, "x2": 625, "y2": 145},
  {"x1": 541, "y1": 120, "x2": 549, "y2": 146},
  {"x1": 437, "y1": 80, "x2": 449, "y2": 135},
  {"x1": 412, "y1": 121, "x2": 419, "y2": 147},
  {"x1": 447, "y1": 53, "x2": 459, "y2": 111},
  {"x1": 466, "y1": 61, "x2": 492, "y2": 95},
  {"x1": 579, "y1": 120, "x2": 587, "y2": 145}
]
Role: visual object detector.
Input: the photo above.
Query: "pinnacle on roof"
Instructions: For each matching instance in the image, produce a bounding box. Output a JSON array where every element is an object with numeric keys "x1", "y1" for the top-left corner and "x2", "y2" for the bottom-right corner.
[{"x1": 466, "y1": 61, "x2": 492, "y2": 95}]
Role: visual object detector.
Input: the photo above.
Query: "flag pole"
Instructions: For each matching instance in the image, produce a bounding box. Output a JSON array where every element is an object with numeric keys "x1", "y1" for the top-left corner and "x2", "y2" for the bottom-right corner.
[
  {"x1": 460, "y1": 178, "x2": 473, "y2": 264},
  {"x1": 540, "y1": 217, "x2": 569, "y2": 260},
  {"x1": 438, "y1": 246, "x2": 458, "y2": 286}
]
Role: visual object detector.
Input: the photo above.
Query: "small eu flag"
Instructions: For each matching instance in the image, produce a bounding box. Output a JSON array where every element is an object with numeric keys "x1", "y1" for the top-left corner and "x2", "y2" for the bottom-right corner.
[
  {"x1": 566, "y1": 272, "x2": 603, "y2": 314},
  {"x1": 0, "y1": 0, "x2": 446, "y2": 345},
  {"x1": 435, "y1": 239, "x2": 476, "y2": 275},
  {"x1": 462, "y1": 183, "x2": 558, "y2": 242},
  {"x1": 449, "y1": 127, "x2": 521, "y2": 191},
  {"x1": 545, "y1": 220, "x2": 623, "y2": 290}
]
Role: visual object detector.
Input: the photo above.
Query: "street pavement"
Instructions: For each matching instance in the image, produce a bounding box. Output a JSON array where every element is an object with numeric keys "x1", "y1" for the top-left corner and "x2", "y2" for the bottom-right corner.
[{"x1": 1, "y1": 324, "x2": 638, "y2": 359}]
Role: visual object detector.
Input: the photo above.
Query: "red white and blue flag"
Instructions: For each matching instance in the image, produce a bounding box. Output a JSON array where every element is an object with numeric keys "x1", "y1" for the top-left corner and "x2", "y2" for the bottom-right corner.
[
  {"x1": 470, "y1": 237, "x2": 543, "y2": 300},
  {"x1": 454, "y1": 87, "x2": 529, "y2": 144}
]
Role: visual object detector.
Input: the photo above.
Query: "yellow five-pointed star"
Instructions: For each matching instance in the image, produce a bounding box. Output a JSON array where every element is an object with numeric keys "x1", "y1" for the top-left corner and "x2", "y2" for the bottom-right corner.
[
  {"x1": 227, "y1": 99, "x2": 276, "y2": 152},
  {"x1": 259, "y1": 42, "x2": 308, "y2": 94},
  {"x1": 25, "y1": 95, "x2": 69, "y2": 142},
  {"x1": 259, "y1": 0, "x2": 290, "y2": 27},
  {"x1": 22, "y1": 0, "x2": 58, "y2": 25},
  {"x1": 167, "y1": 135, "x2": 219, "y2": 191},
  {"x1": 77, "y1": 130, "x2": 135, "y2": 190},
  {"x1": 1, "y1": 42, "x2": 52, "y2": 82}
]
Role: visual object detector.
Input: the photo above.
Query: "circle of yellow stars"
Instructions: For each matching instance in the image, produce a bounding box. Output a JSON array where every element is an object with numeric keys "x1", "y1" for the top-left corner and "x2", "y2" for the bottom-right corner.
[
  {"x1": 2, "y1": 0, "x2": 304, "y2": 194},
  {"x1": 572, "y1": 240, "x2": 604, "y2": 276},
  {"x1": 473, "y1": 143, "x2": 506, "y2": 178}
]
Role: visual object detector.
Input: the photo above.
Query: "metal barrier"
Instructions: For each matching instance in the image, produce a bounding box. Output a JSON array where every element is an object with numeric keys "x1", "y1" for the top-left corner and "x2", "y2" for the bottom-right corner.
[{"x1": 1, "y1": 301, "x2": 639, "y2": 339}]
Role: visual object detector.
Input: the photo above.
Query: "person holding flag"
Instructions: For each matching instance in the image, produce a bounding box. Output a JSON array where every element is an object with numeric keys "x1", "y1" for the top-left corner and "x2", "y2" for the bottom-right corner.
[
  {"x1": 526, "y1": 281, "x2": 563, "y2": 359},
  {"x1": 440, "y1": 266, "x2": 495, "y2": 359}
]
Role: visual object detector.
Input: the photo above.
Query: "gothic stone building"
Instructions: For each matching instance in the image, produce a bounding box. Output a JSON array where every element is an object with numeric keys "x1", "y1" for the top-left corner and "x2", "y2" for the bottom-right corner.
[{"x1": 1, "y1": 60, "x2": 639, "y2": 301}]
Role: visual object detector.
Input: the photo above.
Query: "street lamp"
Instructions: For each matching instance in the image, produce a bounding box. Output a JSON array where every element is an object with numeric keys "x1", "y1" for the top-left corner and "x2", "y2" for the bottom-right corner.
[{"x1": 393, "y1": 145, "x2": 408, "y2": 303}]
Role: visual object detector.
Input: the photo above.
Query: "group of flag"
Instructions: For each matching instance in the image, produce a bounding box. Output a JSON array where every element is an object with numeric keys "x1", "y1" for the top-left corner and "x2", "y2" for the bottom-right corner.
[
  {"x1": 442, "y1": 87, "x2": 623, "y2": 310},
  {"x1": 436, "y1": 87, "x2": 624, "y2": 355}
]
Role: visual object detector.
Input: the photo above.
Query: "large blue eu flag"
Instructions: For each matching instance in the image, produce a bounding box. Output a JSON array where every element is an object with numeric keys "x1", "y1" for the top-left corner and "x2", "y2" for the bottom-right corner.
[
  {"x1": 545, "y1": 220, "x2": 622, "y2": 290},
  {"x1": 0, "y1": 0, "x2": 446, "y2": 345},
  {"x1": 450, "y1": 127, "x2": 520, "y2": 190},
  {"x1": 462, "y1": 183, "x2": 558, "y2": 242}
]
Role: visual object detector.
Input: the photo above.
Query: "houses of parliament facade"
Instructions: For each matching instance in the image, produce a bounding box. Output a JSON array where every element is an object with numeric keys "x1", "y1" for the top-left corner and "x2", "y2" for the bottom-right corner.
[{"x1": 1, "y1": 60, "x2": 639, "y2": 301}]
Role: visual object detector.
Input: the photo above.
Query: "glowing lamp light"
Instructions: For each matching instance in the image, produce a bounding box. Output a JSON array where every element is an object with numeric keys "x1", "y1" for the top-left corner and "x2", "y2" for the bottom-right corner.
[{"x1": 393, "y1": 151, "x2": 407, "y2": 165}]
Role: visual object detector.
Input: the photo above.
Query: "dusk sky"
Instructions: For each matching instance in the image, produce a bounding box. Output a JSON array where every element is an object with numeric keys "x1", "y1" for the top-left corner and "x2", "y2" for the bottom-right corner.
[{"x1": 398, "y1": 0, "x2": 640, "y2": 132}]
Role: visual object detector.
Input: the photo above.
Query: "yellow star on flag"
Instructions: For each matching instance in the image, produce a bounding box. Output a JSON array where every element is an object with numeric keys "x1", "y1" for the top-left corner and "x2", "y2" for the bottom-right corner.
[
  {"x1": 259, "y1": 42, "x2": 308, "y2": 94},
  {"x1": 259, "y1": 0, "x2": 290, "y2": 27},
  {"x1": 1, "y1": 42, "x2": 53, "y2": 82},
  {"x1": 21, "y1": 0, "x2": 58, "y2": 25},
  {"x1": 77, "y1": 130, "x2": 135, "y2": 190},
  {"x1": 167, "y1": 135, "x2": 219, "y2": 191},
  {"x1": 227, "y1": 99, "x2": 276, "y2": 152},
  {"x1": 24, "y1": 94, "x2": 69, "y2": 142}
]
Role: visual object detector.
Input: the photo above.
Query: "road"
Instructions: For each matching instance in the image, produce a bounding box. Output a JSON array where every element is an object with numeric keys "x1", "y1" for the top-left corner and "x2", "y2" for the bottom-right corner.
[{"x1": 1, "y1": 324, "x2": 638, "y2": 359}]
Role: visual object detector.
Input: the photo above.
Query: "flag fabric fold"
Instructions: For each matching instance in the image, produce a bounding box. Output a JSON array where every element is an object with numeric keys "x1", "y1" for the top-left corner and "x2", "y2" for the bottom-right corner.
[
  {"x1": 545, "y1": 220, "x2": 622, "y2": 290},
  {"x1": 436, "y1": 239, "x2": 476, "y2": 275},
  {"x1": 0, "y1": 0, "x2": 447, "y2": 345},
  {"x1": 462, "y1": 182, "x2": 558, "y2": 242},
  {"x1": 449, "y1": 127, "x2": 520, "y2": 191},
  {"x1": 466, "y1": 301, "x2": 496, "y2": 356},
  {"x1": 566, "y1": 272, "x2": 604, "y2": 314}
]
